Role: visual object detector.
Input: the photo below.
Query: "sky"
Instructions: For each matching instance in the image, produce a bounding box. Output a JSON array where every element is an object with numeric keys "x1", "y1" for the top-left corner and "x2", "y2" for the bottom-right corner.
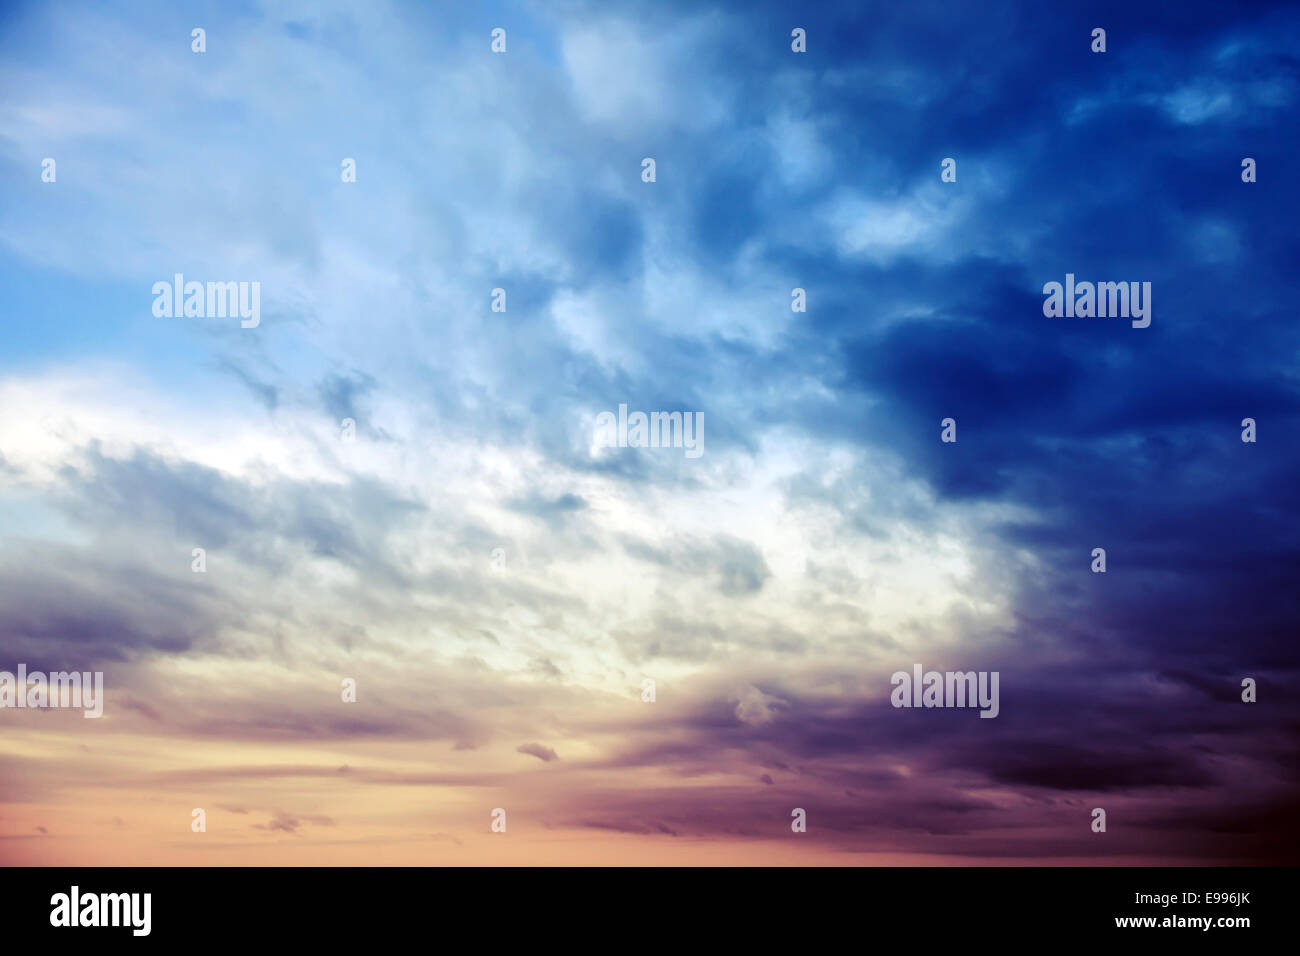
[{"x1": 1, "y1": 0, "x2": 1297, "y2": 866}]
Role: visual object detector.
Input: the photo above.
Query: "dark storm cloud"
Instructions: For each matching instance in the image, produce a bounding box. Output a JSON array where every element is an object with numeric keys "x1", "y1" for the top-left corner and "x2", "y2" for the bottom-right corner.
[
  {"x1": 556, "y1": 658, "x2": 1299, "y2": 859},
  {"x1": 0, "y1": 443, "x2": 447, "y2": 669},
  {"x1": 0, "y1": 547, "x2": 220, "y2": 670}
]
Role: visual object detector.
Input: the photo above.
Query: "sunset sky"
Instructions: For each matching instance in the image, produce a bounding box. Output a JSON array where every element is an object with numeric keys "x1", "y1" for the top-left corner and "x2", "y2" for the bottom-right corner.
[{"x1": 1, "y1": 0, "x2": 1298, "y2": 866}]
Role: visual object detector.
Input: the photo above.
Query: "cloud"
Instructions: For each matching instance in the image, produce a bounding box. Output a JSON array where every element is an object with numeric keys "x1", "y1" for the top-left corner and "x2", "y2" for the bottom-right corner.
[
  {"x1": 253, "y1": 811, "x2": 335, "y2": 835},
  {"x1": 732, "y1": 685, "x2": 788, "y2": 727},
  {"x1": 516, "y1": 743, "x2": 560, "y2": 763}
]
